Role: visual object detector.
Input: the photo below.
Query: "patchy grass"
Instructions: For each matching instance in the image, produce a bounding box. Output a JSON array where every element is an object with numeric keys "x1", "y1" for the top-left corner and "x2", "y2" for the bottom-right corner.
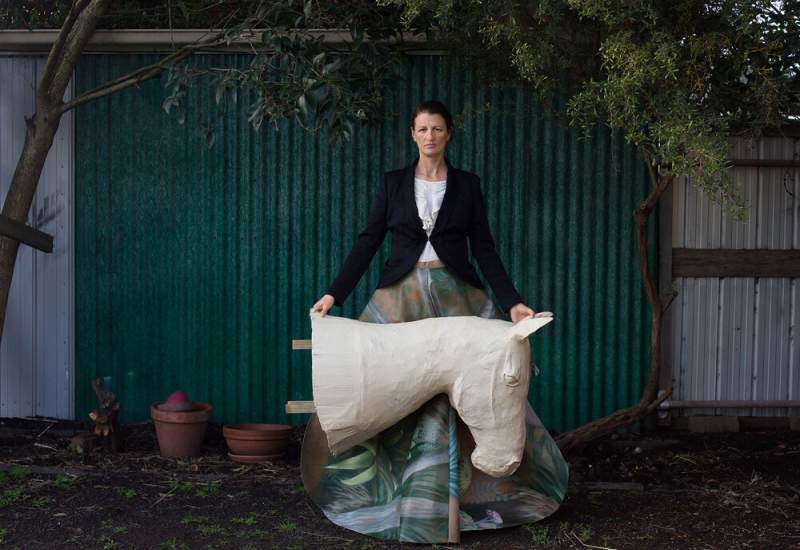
[
  {"x1": 194, "y1": 480, "x2": 222, "y2": 497},
  {"x1": 0, "y1": 487, "x2": 28, "y2": 508},
  {"x1": 524, "y1": 521, "x2": 598, "y2": 548},
  {"x1": 197, "y1": 524, "x2": 228, "y2": 536},
  {"x1": 180, "y1": 513, "x2": 209, "y2": 526},
  {"x1": 277, "y1": 520, "x2": 298, "y2": 532},
  {"x1": 52, "y1": 474, "x2": 77, "y2": 490},
  {"x1": 231, "y1": 512, "x2": 258, "y2": 526},
  {"x1": 100, "y1": 520, "x2": 128, "y2": 536},
  {"x1": 168, "y1": 479, "x2": 195, "y2": 494},
  {"x1": 159, "y1": 538, "x2": 189, "y2": 550},
  {"x1": 523, "y1": 524, "x2": 551, "y2": 546},
  {"x1": 116, "y1": 486, "x2": 138, "y2": 499},
  {"x1": 30, "y1": 495, "x2": 51, "y2": 508},
  {"x1": 2, "y1": 419, "x2": 800, "y2": 550},
  {"x1": 97, "y1": 534, "x2": 118, "y2": 550},
  {"x1": 0, "y1": 465, "x2": 33, "y2": 486}
]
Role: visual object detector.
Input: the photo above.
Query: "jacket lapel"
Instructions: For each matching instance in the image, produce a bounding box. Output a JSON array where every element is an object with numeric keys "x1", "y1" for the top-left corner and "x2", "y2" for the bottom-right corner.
[
  {"x1": 403, "y1": 158, "x2": 426, "y2": 237},
  {"x1": 430, "y1": 157, "x2": 456, "y2": 237}
]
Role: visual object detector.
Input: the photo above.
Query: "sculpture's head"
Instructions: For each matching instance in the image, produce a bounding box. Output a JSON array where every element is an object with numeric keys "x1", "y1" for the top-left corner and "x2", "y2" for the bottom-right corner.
[{"x1": 448, "y1": 314, "x2": 554, "y2": 477}]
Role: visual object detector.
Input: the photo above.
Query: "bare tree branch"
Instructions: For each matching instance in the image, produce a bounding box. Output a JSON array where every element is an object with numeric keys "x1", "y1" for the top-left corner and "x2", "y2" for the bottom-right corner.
[
  {"x1": 57, "y1": 32, "x2": 230, "y2": 115},
  {"x1": 37, "y1": 0, "x2": 92, "y2": 102},
  {"x1": 50, "y1": 0, "x2": 111, "y2": 104}
]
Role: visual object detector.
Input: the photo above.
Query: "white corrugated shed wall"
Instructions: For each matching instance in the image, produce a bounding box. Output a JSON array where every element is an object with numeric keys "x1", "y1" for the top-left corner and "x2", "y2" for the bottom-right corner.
[
  {"x1": 0, "y1": 55, "x2": 74, "y2": 419},
  {"x1": 667, "y1": 134, "x2": 800, "y2": 417}
]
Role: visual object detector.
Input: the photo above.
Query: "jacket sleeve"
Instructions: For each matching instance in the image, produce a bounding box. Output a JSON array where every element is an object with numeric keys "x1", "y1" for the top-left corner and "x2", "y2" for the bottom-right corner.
[
  {"x1": 326, "y1": 175, "x2": 389, "y2": 307},
  {"x1": 468, "y1": 176, "x2": 523, "y2": 313}
]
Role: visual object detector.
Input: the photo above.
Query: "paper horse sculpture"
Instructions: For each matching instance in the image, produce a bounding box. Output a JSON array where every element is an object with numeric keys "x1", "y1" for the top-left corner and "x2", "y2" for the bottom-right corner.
[{"x1": 309, "y1": 311, "x2": 554, "y2": 478}]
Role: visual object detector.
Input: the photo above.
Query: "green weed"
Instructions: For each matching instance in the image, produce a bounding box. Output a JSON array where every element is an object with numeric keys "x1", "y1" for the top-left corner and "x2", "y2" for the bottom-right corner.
[
  {"x1": 99, "y1": 520, "x2": 128, "y2": 536},
  {"x1": 0, "y1": 466, "x2": 33, "y2": 487},
  {"x1": 230, "y1": 512, "x2": 258, "y2": 526},
  {"x1": 97, "y1": 534, "x2": 118, "y2": 549},
  {"x1": 523, "y1": 524, "x2": 550, "y2": 546},
  {"x1": 30, "y1": 496, "x2": 51, "y2": 507},
  {"x1": 277, "y1": 520, "x2": 297, "y2": 532},
  {"x1": 180, "y1": 514, "x2": 209, "y2": 525},
  {"x1": 0, "y1": 527, "x2": 7, "y2": 544},
  {"x1": 194, "y1": 480, "x2": 222, "y2": 497},
  {"x1": 9, "y1": 466, "x2": 32, "y2": 480},
  {"x1": 116, "y1": 487, "x2": 138, "y2": 499},
  {"x1": 0, "y1": 487, "x2": 28, "y2": 508},
  {"x1": 52, "y1": 474, "x2": 76, "y2": 490},
  {"x1": 575, "y1": 523, "x2": 594, "y2": 543},
  {"x1": 197, "y1": 524, "x2": 228, "y2": 536},
  {"x1": 159, "y1": 538, "x2": 189, "y2": 550},
  {"x1": 168, "y1": 479, "x2": 194, "y2": 494}
]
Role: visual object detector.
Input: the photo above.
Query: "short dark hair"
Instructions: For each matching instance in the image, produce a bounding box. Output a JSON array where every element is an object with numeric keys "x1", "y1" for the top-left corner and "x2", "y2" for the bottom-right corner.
[{"x1": 410, "y1": 100, "x2": 454, "y2": 134}]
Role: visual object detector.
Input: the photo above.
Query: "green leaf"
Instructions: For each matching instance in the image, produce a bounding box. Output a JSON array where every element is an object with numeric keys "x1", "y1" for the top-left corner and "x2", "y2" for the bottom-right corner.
[
  {"x1": 341, "y1": 464, "x2": 377, "y2": 486},
  {"x1": 297, "y1": 94, "x2": 308, "y2": 117},
  {"x1": 324, "y1": 449, "x2": 375, "y2": 471}
]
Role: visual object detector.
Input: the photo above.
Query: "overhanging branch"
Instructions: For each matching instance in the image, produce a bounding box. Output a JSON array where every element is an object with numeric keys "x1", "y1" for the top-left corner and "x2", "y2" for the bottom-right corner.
[{"x1": 57, "y1": 33, "x2": 230, "y2": 115}]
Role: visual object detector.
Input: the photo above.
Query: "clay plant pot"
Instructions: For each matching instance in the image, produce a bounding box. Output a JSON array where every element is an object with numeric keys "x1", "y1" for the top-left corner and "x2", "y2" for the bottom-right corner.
[
  {"x1": 150, "y1": 401, "x2": 213, "y2": 458},
  {"x1": 223, "y1": 423, "x2": 292, "y2": 462}
]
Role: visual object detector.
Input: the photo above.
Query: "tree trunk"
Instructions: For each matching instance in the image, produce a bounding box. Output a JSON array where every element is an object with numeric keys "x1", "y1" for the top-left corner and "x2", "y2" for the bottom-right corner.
[
  {"x1": 556, "y1": 162, "x2": 674, "y2": 452},
  {"x1": 0, "y1": 113, "x2": 63, "y2": 344},
  {"x1": 0, "y1": 0, "x2": 226, "y2": 347},
  {"x1": 0, "y1": 0, "x2": 108, "y2": 344}
]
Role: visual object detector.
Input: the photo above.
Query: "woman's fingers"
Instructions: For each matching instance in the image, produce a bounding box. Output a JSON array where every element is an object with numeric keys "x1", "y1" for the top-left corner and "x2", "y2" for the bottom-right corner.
[
  {"x1": 510, "y1": 303, "x2": 535, "y2": 324},
  {"x1": 311, "y1": 295, "x2": 334, "y2": 317}
]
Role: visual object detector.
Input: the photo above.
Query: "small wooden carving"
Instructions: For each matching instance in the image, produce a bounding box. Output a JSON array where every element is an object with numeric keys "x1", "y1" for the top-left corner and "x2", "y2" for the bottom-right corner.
[{"x1": 89, "y1": 377, "x2": 122, "y2": 452}]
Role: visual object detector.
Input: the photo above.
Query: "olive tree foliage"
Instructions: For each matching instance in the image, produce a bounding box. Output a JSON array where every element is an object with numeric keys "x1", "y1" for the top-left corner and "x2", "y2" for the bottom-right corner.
[
  {"x1": 161, "y1": 1, "x2": 407, "y2": 146},
  {"x1": 381, "y1": 0, "x2": 800, "y2": 449},
  {"x1": 385, "y1": 0, "x2": 799, "y2": 219}
]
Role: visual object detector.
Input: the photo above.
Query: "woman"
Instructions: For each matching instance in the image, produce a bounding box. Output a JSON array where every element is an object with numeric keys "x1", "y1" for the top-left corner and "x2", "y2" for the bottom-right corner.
[{"x1": 305, "y1": 100, "x2": 568, "y2": 543}]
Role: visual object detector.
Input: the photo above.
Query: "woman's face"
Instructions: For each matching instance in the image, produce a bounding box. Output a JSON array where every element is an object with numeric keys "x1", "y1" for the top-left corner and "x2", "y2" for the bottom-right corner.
[{"x1": 410, "y1": 112, "x2": 451, "y2": 159}]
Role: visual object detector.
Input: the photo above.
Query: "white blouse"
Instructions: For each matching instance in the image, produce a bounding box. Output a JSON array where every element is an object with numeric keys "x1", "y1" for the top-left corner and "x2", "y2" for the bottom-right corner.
[{"x1": 414, "y1": 176, "x2": 447, "y2": 262}]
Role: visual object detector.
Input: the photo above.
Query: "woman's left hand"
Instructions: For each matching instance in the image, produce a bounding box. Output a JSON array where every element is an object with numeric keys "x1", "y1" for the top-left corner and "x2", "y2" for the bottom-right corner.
[{"x1": 510, "y1": 303, "x2": 536, "y2": 324}]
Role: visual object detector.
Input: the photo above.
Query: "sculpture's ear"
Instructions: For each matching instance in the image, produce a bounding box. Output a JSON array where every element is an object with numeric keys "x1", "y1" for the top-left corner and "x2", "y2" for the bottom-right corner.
[{"x1": 507, "y1": 311, "x2": 554, "y2": 341}]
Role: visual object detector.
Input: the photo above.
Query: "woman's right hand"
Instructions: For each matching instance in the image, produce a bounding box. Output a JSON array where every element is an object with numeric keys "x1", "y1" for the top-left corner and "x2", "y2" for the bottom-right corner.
[{"x1": 311, "y1": 294, "x2": 335, "y2": 317}]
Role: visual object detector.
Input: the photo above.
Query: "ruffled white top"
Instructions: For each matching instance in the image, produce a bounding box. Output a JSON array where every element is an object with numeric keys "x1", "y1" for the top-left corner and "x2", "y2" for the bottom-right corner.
[{"x1": 414, "y1": 176, "x2": 447, "y2": 262}]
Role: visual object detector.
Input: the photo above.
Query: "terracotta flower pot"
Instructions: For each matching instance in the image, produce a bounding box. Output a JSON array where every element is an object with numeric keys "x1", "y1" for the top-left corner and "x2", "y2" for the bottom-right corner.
[
  {"x1": 223, "y1": 423, "x2": 292, "y2": 461},
  {"x1": 150, "y1": 401, "x2": 213, "y2": 457}
]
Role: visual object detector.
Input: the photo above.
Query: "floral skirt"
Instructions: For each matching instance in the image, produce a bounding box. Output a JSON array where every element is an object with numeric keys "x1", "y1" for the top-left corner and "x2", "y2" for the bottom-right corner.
[{"x1": 301, "y1": 260, "x2": 569, "y2": 543}]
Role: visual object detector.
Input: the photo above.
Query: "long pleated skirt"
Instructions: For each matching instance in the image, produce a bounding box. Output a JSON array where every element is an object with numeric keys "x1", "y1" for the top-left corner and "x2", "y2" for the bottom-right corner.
[{"x1": 301, "y1": 260, "x2": 569, "y2": 543}]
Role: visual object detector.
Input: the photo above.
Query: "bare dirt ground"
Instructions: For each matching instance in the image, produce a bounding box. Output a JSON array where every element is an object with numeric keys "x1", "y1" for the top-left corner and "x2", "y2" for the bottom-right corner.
[{"x1": 0, "y1": 417, "x2": 799, "y2": 550}]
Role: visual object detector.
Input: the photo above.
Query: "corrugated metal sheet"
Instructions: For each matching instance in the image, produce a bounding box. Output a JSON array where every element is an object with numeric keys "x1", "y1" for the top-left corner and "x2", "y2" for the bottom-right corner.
[
  {"x1": 75, "y1": 54, "x2": 655, "y2": 431},
  {"x1": 668, "y1": 135, "x2": 800, "y2": 416},
  {"x1": 0, "y1": 55, "x2": 74, "y2": 418}
]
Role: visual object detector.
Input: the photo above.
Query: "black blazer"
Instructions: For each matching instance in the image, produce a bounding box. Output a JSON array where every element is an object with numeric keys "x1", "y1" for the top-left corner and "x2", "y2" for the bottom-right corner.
[{"x1": 326, "y1": 157, "x2": 523, "y2": 313}]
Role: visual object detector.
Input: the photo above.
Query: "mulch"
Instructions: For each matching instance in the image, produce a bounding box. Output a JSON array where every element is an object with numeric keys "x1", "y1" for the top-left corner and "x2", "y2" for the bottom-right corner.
[{"x1": 0, "y1": 417, "x2": 799, "y2": 549}]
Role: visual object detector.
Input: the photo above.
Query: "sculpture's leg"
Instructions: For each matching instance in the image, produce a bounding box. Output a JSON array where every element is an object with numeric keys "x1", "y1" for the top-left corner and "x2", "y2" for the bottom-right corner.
[{"x1": 447, "y1": 404, "x2": 460, "y2": 543}]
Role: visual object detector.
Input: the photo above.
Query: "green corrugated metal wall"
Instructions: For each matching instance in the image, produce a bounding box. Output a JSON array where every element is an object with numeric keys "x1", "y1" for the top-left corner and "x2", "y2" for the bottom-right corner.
[{"x1": 75, "y1": 53, "x2": 656, "y2": 431}]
